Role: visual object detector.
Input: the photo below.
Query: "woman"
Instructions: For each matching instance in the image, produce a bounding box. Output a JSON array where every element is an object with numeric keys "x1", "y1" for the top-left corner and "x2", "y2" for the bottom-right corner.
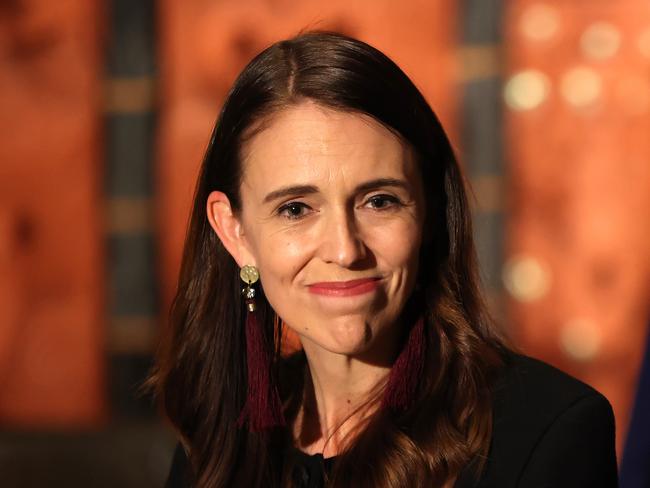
[{"x1": 151, "y1": 32, "x2": 618, "y2": 487}]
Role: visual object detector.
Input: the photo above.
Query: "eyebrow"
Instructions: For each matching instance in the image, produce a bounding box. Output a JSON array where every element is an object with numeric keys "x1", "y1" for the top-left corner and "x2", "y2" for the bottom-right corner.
[{"x1": 262, "y1": 178, "x2": 411, "y2": 204}]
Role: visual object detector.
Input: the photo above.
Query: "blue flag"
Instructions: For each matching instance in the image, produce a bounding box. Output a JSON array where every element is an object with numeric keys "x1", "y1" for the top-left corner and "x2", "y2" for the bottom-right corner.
[{"x1": 620, "y1": 320, "x2": 650, "y2": 488}]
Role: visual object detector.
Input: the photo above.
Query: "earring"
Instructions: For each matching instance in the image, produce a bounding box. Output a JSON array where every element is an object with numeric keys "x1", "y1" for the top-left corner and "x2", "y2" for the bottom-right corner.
[
  {"x1": 241, "y1": 264, "x2": 260, "y2": 312},
  {"x1": 382, "y1": 316, "x2": 425, "y2": 412},
  {"x1": 237, "y1": 265, "x2": 285, "y2": 431}
]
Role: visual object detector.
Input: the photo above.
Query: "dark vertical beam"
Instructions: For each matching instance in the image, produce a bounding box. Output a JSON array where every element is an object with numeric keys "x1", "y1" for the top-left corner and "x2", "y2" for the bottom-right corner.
[
  {"x1": 459, "y1": 0, "x2": 505, "y2": 320},
  {"x1": 105, "y1": 0, "x2": 157, "y2": 418}
]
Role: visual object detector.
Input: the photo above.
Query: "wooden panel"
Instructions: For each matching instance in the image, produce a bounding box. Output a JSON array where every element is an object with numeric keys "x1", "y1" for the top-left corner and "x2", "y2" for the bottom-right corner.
[
  {"x1": 503, "y1": 0, "x2": 650, "y2": 455},
  {"x1": 0, "y1": 1, "x2": 105, "y2": 426},
  {"x1": 156, "y1": 0, "x2": 459, "y2": 312}
]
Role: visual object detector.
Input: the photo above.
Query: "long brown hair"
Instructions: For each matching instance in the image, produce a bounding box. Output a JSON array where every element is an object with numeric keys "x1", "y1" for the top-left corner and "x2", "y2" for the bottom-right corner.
[{"x1": 149, "y1": 31, "x2": 509, "y2": 487}]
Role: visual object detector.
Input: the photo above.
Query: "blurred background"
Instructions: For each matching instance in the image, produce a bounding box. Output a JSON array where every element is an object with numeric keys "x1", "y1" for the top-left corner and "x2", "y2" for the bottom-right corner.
[{"x1": 0, "y1": 0, "x2": 649, "y2": 486}]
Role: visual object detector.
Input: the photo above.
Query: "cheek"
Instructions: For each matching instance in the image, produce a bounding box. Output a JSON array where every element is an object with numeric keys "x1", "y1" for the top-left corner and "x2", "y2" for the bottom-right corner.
[
  {"x1": 254, "y1": 234, "x2": 314, "y2": 332},
  {"x1": 252, "y1": 229, "x2": 314, "y2": 284},
  {"x1": 366, "y1": 218, "x2": 422, "y2": 268}
]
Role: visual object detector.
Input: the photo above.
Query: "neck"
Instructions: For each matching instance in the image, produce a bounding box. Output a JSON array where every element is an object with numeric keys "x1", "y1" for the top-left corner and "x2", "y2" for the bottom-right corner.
[{"x1": 293, "y1": 334, "x2": 399, "y2": 457}]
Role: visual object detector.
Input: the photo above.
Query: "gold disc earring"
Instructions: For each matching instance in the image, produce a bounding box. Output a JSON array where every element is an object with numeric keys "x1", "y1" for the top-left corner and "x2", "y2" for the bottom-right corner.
[{"x1": 240, "y1": 264, "x2": 260, "y2": 312}]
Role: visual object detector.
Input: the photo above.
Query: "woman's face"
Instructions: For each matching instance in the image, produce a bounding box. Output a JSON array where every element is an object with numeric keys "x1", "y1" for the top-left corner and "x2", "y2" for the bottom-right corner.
[{"x1": 212, "y1": 102, "x2": 426, "y2": 361}]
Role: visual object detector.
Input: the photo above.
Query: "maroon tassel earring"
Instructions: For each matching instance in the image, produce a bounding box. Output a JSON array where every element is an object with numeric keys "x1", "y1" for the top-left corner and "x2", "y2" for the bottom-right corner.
[
  {"x1": 237, "y1": 265, "x2": 286, "y2": 431},
  {"x1": 382, "y1": 316, "x2": 425, "y2": 412}
]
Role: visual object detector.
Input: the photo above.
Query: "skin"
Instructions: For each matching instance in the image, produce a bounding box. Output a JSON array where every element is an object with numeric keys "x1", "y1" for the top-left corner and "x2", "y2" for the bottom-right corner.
[{"x1": 207, "y1": 101, "x2": 426, "y2": 456}]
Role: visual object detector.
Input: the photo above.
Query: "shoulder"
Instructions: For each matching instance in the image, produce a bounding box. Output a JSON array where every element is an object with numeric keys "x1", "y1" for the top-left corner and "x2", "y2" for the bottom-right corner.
[
  {"x1": 495, "y1": 352, "x2": 607, "y2": 413},
  {"x1": 459, "y1": 352, "x2": 618, "y2": 488}
]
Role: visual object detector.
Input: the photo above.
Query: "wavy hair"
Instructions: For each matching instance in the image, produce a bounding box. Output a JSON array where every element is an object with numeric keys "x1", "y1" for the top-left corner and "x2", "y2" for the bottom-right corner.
[{"x1": 149, "y1": 31, "x2": 509, "y2": 487}]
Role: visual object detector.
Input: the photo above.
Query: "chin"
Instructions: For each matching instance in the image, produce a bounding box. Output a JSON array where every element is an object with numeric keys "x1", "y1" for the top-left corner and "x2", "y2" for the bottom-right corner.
[{"x1": 315, "y1": 317, "x2": 387, "y2": 356}]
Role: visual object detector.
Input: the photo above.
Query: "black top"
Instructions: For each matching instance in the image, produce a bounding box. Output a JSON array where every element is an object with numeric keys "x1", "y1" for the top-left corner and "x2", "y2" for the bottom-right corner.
[{"x1": 165, "y1": 353, "x2": 618, "y2": 487}]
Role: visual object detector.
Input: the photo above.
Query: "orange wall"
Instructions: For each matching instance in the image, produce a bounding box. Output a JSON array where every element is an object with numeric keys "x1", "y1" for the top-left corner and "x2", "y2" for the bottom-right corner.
[
  {"x1": 503, "y1": 0, "x2": 650, "y2": 455},
  {"x1": 0, "y1": 1, "x2": 106, "y2": 426}
]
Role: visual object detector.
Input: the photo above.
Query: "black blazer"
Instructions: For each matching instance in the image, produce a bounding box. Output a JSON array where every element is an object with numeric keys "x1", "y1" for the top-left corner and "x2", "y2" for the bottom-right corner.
[
  {"x1": 165, "y1": 353, "x2": 618, "y2": 487},
  {"x1": 454, "y1": 353, "x2": 618, "y2": 487}
]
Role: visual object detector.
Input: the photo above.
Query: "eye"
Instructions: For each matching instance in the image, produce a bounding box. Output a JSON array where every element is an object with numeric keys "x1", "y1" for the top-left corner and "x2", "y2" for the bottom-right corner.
[
  {"x1": 365, "y1": 194, "x2": 402, "y2": 210},
  {"x1": 277, "y1": 201, "x2": 312, "y2": 220}
]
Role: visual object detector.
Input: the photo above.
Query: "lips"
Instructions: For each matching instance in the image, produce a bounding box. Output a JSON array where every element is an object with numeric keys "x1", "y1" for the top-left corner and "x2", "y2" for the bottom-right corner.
[{"x1": 307, "y1": 277, "x2": 382, "y2": 297}]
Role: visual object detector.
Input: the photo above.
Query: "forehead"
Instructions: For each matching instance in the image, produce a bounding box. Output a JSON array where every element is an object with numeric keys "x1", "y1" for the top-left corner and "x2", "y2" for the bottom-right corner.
[{"x1": 240, "y1": 102, "x2": 418, "y2": 191}]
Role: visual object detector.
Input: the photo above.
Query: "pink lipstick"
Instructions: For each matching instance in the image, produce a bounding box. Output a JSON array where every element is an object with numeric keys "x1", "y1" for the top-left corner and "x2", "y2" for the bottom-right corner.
[{"x1": 307, "y1": 278, "x2": 381, "y2": 297}]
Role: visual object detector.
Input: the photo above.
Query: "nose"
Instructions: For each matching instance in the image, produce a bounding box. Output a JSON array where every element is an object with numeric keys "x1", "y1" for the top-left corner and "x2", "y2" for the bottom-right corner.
[{"x1": 318, "y1": 206, "x2": 367, "y2": 267}]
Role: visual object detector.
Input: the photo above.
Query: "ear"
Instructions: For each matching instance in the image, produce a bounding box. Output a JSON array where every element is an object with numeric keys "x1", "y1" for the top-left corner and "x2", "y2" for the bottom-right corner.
[{"x1": 206, "y1": 191, "x2": 255, "y2": 268}]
